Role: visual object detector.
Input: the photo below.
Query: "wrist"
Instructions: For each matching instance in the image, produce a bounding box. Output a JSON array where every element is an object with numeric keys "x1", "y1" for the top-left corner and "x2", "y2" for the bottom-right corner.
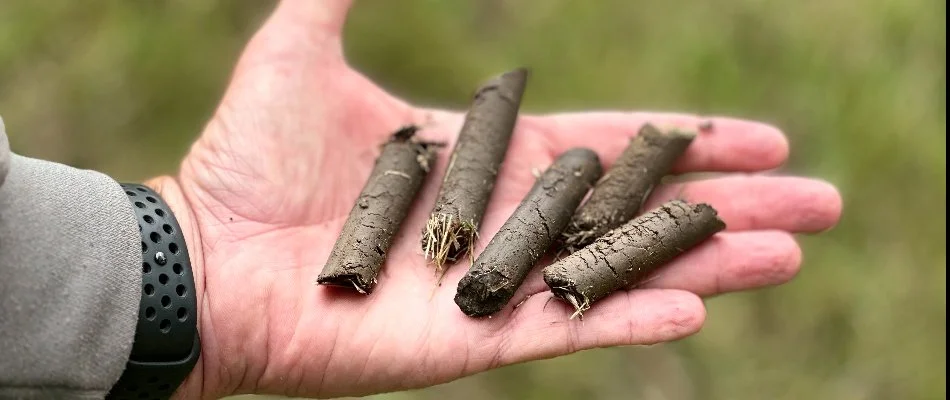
[{"x1": 144, "y1": 176, "x2": 217, "y2": 399}]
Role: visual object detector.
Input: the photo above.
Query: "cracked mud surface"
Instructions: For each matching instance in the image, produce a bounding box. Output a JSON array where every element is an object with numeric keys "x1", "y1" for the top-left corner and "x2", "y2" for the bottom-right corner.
[
  {"x1": 422, "y1": 68, "x2": 528, "y2": 268},
  {"x1": 545, "y1": 200, "x2": 725, "y2": 315},
  {"x1": 454, "y1": 148, "x2": 601, "y2": 317},
  {"x1": 560, "y1": 124, "x2": 696, "y2": 253},
  {"x1": 317, "y1": 126, "x2": 440, "y2": 294}
]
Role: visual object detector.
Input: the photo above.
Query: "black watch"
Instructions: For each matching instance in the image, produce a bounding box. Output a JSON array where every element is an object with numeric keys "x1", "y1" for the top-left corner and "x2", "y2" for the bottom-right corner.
[{"x1": 107, "y1": 184, "x2": 201, "y2": 400}]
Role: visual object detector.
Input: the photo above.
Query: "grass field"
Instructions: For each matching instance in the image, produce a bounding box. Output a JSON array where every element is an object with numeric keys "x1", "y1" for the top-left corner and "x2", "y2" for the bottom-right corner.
[{"x1": 1, "y1": 1, "x2": 944, "y2": 399}]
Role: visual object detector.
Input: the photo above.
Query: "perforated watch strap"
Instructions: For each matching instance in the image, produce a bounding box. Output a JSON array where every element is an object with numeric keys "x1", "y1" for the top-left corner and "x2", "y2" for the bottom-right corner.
[{"x1": 107, "y1": 184, "x2": 200, "y2": 400}]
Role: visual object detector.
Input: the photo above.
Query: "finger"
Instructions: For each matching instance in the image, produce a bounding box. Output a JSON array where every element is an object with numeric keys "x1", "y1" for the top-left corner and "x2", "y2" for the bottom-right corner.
[
  {"x1": 639, "y1": 230, "x2": 802, "y2": 296},
  {"x1": 495, "y1": 289, "x2": 705, "y2": 367},
  {"x1": 528, "y1": 112, "x2": 789, "y2": 172},
  {"x1": 647, "y1": 176, "x2": 843, "y2": 233}
]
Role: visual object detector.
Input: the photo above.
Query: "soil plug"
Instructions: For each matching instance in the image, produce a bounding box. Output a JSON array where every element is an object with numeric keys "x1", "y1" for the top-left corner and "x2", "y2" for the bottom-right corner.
[
  {"x1": 317, "y1": 126, "x2": 440, "y2": 294},
  {"x1": 422, "y1": 68, "x2": 529, "y2": 270},
  {"x1": 544, "y1": 200, "x2": 725, "y2": 318},
  {"x1": 454, "y1": 148, "x2": 602, "y2": 317},
  {"x1": 559, "y1": 123, "x2": 696, "y2": 253}
]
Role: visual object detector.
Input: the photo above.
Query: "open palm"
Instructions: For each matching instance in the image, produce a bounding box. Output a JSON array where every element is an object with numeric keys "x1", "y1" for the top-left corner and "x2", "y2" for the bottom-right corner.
[{"x1": 162, "y1": 1, "x2": 842, "y2": 398}]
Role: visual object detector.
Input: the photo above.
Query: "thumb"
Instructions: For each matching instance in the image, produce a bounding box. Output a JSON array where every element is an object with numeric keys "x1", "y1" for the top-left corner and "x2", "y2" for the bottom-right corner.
[
  {"x1": 272, "y1": 0, "x2": 354, "y2": 40},
  {"x1": 240, "y1": 0, "x2": 355, "y2": 66}
]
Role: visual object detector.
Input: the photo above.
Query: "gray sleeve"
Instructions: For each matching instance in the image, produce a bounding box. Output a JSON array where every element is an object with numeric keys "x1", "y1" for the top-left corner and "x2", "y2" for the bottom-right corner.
[
  {"x1": 0, "y1": 117, "x2": 8, "y2": 187},
  {"x1": 0, "y1": 116, "x2": 143, "y2": 399}
]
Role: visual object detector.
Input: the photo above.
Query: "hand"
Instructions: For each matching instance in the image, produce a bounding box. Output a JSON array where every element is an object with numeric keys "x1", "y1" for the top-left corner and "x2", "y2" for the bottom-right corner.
[{"x1": 148, "y1": 1, "x2": 842, "y2": 398}]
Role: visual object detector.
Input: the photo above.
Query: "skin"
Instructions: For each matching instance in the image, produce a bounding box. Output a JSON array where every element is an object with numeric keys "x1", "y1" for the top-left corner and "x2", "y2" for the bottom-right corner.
[{"x1": 142, "y1": 1, "x2": 843, "y2": 398}]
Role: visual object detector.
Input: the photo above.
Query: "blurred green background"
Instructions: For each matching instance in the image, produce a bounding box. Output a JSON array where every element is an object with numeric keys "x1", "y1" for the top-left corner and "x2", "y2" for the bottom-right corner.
[{"x1": 1, "y1": 1, "x2": 945, "y2": 399}]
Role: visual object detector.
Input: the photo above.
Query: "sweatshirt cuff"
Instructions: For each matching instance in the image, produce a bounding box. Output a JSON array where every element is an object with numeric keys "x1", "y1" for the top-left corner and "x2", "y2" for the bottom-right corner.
[
  {"x1": 0, "y1": 117, "x2": 9, "y2": 187},
  {"x1": 0, "y1": 149, "x2": 141, "y2": 398}
]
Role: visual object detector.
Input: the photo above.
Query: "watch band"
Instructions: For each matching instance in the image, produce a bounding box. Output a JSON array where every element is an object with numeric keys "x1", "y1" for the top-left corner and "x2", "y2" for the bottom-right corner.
[{"x1": 108, "y1": 183, "x2": 201, "y2": 400}]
